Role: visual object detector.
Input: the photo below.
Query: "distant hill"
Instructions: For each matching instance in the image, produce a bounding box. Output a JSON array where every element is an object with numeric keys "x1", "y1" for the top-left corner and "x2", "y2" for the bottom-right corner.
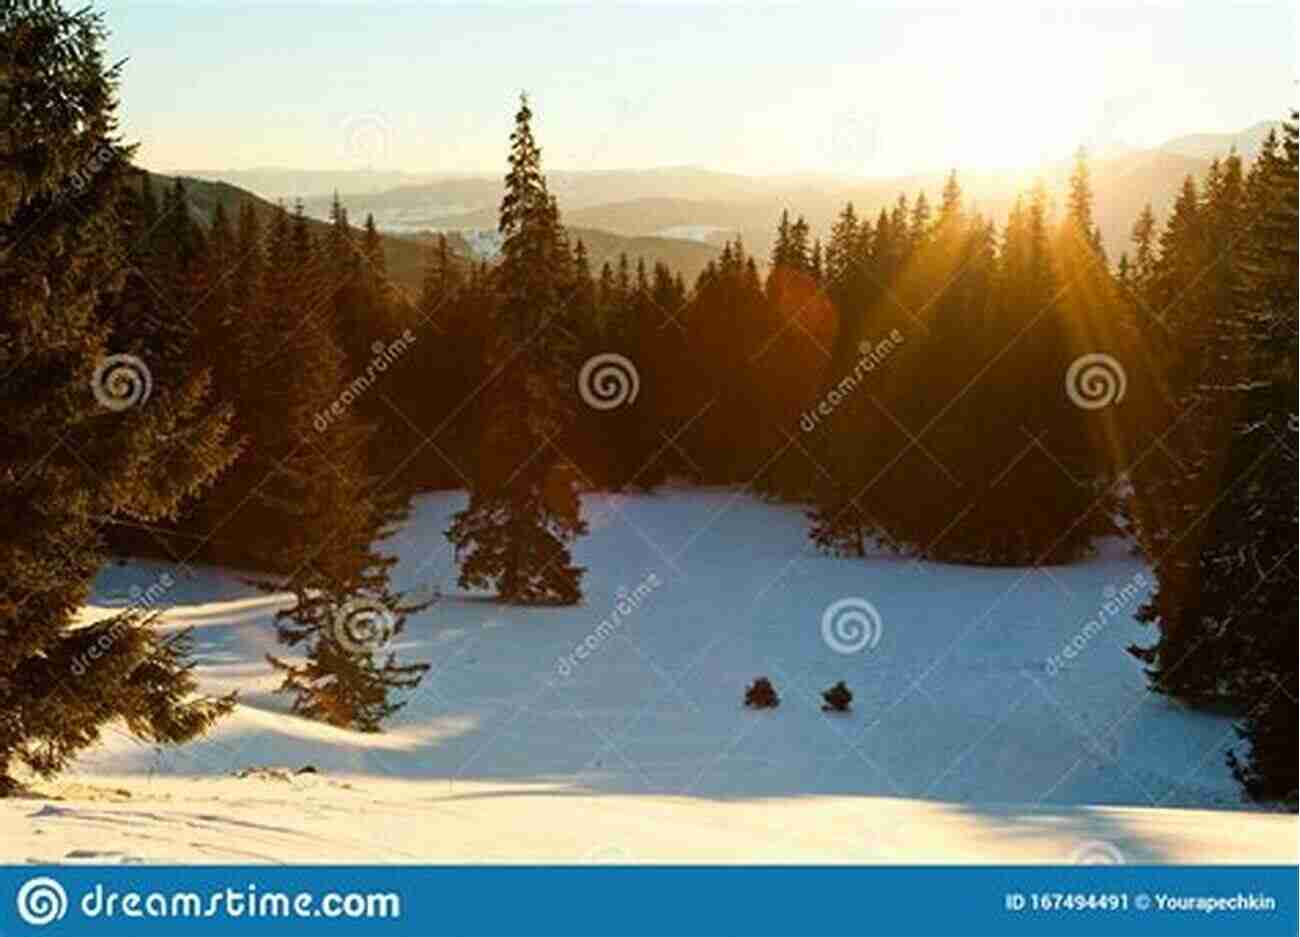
[
  {"x1": 1156, "y1": 120, "x2": 1281, "y2": 161},
  {"x1": 135, "y1": 169, "x2": 458, "y2": 297},
  {"x1": 158, "y1": 119, "x2": 1279, "y2": 280},
  {"x1": 560, "y1": 148, "x2": 1219, "y2": 263},
  {"x1": 567, "y1": 226, "x2": 720, "y2": 283},
  {"x1": 411, "y1": 149, "x2": 1215, "y2": 266},
  {"x1": 174, "y1": 168, "x2": 442, "y2": 201},
  {"x1": 137, "y1": 170, "x2": 722, "y2": 292},
  {"x1": 401, "y1": 223, "x2": 721, "y2": 285}
]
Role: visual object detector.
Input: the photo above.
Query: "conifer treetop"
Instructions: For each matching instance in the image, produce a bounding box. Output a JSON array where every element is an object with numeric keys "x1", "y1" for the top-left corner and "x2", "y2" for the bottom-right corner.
[{"x1": 499, "y1": 91, "x2": 549, "y2": 240}]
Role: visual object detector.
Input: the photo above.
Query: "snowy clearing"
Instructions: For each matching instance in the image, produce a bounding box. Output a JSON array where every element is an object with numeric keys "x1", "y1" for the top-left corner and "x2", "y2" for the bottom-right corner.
[{"x1": 3, "y1": 491, "x2": 1294, "y2": 864}]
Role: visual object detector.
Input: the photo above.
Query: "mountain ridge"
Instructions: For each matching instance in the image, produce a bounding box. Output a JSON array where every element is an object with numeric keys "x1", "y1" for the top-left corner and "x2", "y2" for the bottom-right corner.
[{"x1": 156, "y1": 119, "x2": 1281, "y2": 280}]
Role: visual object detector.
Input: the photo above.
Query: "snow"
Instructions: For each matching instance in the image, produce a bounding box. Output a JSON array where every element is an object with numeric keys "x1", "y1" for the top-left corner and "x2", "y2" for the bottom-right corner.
[
  {"x1": 652, "y1": 224, "x2": 736, "y2": 244},
  {"x1": 436, "y1": 227, "x2": 502, "y2": 259},
  {"x1": 303, "y1": 201, "x2": 484, "y2": 233},
  {"x1": 2, "y1": 490, "x2": 1294, "y2": 864}
]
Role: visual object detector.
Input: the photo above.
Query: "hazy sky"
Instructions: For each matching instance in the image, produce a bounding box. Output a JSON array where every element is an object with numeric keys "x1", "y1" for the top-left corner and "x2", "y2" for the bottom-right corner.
[{"x1": 103, "y1": 1, "x2": 1295, "y2": 177}]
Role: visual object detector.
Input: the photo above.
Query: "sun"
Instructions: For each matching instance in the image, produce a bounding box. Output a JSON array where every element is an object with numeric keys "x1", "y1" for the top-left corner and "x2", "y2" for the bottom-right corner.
[{"x1": 838, "y1": 8, "x2": 1118, "y2": 177}]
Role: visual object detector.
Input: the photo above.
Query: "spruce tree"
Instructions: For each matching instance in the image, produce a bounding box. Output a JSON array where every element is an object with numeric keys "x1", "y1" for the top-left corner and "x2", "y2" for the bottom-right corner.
[
  {"x1": 1222, "y1": 134, "x2": 1297, "y2": 792},
  {"x1": 0, "y1": 0, "x2": 236, "y2": 787},
  {"x1": 221, "y1": 205, "x2": 429, "y2": 729},
  {"x1": 1128, "y1": 117, "x2": 1298, "y2": 801},
  {"x1": 263, "y1": 468, "x2": 430, "y2": 731},
  {"x1": 808, "y1": 200, "x2": 876, "y2": 554},
  {"x1": 1128, "y1": 155, "x2": 1257, "y2": 701},
  {"x1": 1128, "y1": 204, "x2": 1158, "y2": 292},
  {"x1": 403, "y1": 230, "x2": 479, "y2": 489},
  {"x1": 446, "y1": 94, "x2": 587, "y2": 605},
  {"x1": 806, "y1": 170, "x2": 1111, "y2": 567}
]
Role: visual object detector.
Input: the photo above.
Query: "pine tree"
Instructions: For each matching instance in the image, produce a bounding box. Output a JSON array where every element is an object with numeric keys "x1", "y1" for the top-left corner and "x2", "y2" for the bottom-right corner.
[
  {"x1": 569, "y1": 238, "x2": 597, "y2": 326},
  {"x1": 596, "y1": 260, "x2": 618, "y2": 332},
  {"x1": 939, "y1": 170, "x2": 962, "y2": 221},
  {"x1": 324, "y1": 193, "x2": 365, "y2": 371},
  {"x1": 401, "y1": 230, "x2": 480, "y2": 489},
  {"x1": 1223, "y1": 128, "x2": 1297, "y2": 791},
  {"x1": 241, "y1": 203, "x2": 432, "y2": 730},
  {"x1": 0, "y1": 0, "x2": 236, "y2": 787},
  {"x1": 421, "y1": 233, "x2": 459, "y2": 318},
  {"x1": 262, "y1": 470, "x2": 430, "y2": 731},
  {"x1": 1066, "y1": 146, "x2": 1106, "y2": 258},
  {"x1": 1127, "y1": 156, "x2": 1257, "y2": 700},
  {"x1": 682, "y1": 238, "x2": 779, "y2": 484},
  {"x1": 446, "y1": 94, "x2": 587, "y2": 605},
  {"x1": 908, "y1": 191, "x2": 932, "y2": 248},
  {"x1": 806, "y1": 171, "x2": 1111, "y2": 567},
  {"x1": 1128, "y1": 203, "x2": 1158, "y2": 295},
  {"x1": 766, "y1": 209, "x2": 814, "y2": 309},
  {"x1": 808, "y1": 200, "x2": 875, "y2": 555},
  {"x1": 1128, "y1": 117, "x2": 1298, "y2": 801},
  {"x1": 951, "y1": 178, "x2": 1106, "y2": 565}
]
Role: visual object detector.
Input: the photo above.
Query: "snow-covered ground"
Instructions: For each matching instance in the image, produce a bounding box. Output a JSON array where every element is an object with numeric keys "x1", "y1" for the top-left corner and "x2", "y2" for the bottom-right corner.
[
  {"x1": 3, "y1": 491, "x2": 1294, "y2": 864},
  {"x1": 652, "y1": 224, "x2": 737, "y2": 244}
]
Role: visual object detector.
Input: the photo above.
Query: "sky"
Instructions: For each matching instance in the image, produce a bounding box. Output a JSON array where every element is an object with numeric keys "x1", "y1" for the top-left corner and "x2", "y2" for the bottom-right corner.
[{"x1": 103, "y1": 1, "x2": 1295, "y2": 177}]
